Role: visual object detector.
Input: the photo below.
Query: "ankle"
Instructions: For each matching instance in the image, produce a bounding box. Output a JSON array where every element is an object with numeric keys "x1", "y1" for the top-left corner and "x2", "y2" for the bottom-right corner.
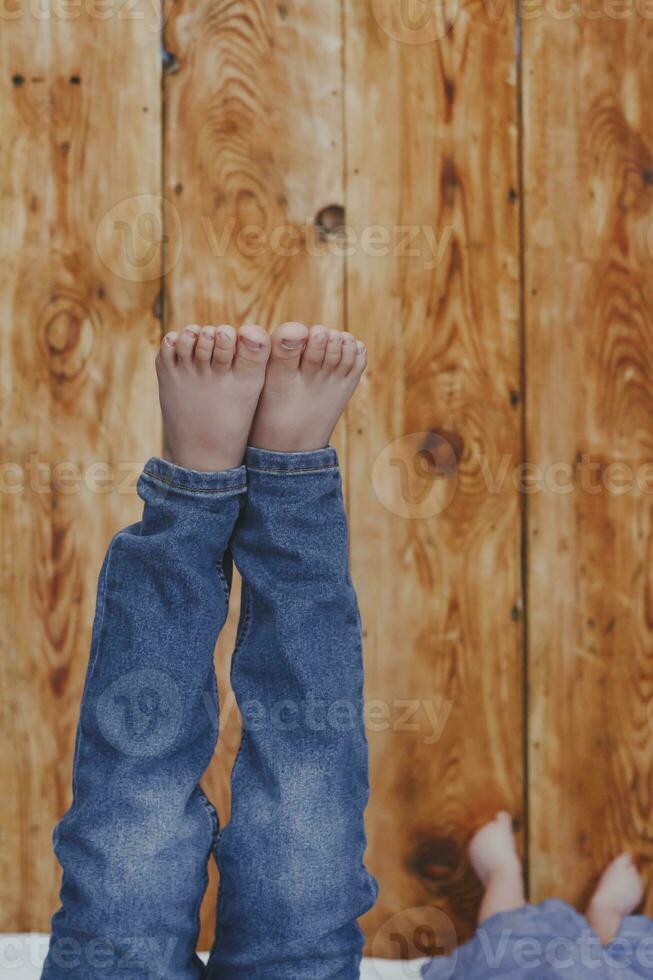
[{"x1": 483, "y1": 858, "x2": 523, "y2": 890}]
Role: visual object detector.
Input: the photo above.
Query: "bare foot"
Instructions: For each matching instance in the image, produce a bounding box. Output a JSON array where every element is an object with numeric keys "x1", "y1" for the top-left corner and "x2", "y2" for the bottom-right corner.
[
  {"x1": 587, "y1": 854, "x2": 643, "y2": 945},
  {"x1": 248, "y1": 322, "x2": 367, "y2": 453},
  {"x1": 155, "y1": 323, "x2": 271, "y2": 472},
  {"x1": 469, "y1": 812, "x2": 521, "y2": 884},
  {"x1": 469, "y1": 812, "x2": 525, "y2": 923}
]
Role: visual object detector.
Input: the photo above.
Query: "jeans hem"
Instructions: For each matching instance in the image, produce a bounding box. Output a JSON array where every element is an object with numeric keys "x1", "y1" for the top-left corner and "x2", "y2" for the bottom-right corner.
[
  {"x1": 245, "y1": 446, "x2": 338, "y2": 475},
  {"x1": 142, "y1": 457, "x2": 247, "y2": 496}
]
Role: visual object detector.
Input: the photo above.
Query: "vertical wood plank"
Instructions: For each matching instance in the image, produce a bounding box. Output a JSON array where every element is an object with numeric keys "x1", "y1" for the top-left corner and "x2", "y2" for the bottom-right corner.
[
  {"x1": 524, "y1": 13, "x2": 653, "y2": 911},
  {"x1": 0, "y1": 3, "x2": 162, "y2": 930},
  {"x1": 163, "y1": 0, "x2": 345, "y2": 948},
  {"x1": 344, "y1": 0, "x2": 523, "y2": 955}
]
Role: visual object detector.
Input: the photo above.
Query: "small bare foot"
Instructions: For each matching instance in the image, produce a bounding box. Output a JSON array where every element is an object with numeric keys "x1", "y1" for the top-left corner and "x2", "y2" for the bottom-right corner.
[
  {"x1": 469, "y1": 812, "x2": 521, "y2": 884},
  {"x1": 155, "y1": 323, "x2": 271, "y2": 472},
  {"x1": 587, "y1": 854, "x2": 643, "y2": 945},
  {"x1": 469, "y1": 812, "x2": 525, "y2": 923},
  {"x1": 248, "y1": 322, "x2": 367, "y2": 453}
]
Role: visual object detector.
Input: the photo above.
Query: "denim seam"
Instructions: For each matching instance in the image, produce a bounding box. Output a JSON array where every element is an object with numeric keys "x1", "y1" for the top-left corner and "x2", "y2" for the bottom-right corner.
[
  {"x1": 215, "y1": 562, "x2": 231, "y2": 607},
  {"x1": 195, "y1": 785, "x2": 220, "y2": 850},
  {"x1": 233, "y1": 578, "x2": 252, "y2": 654},
  {"x1": 246, "y1": 465, "x2": 338, "y2": 476},
  {"x1": 218, "y1": 581, "x2": 252, "y2": 821},
  {"x1": 69, "y1": 535, "x2": 116, "y2": 808},
  {"x1": 213, "y1": 581, "x2": 252, "y2": 945},
  {"x1": 191, "y1": 787, "x2": 216, "y2": 965},
  {"x1": 143, "y1": 469, "x2": 247, "y2": 495}
]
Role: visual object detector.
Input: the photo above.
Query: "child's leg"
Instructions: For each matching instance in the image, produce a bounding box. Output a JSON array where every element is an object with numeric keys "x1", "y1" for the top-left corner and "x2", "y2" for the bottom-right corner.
[
  {"x1": 206, "y1": 323, "x2": 374, "y2": 980},
  {"x1": 468, "y1": 812, "x2": 526, "y2": 924},
  {"x1": 586, "y1": 853, "x2": 643, "y2": 945},
  {"x1": 43, "y1": 324, "x2": 270, "y2": 980}
]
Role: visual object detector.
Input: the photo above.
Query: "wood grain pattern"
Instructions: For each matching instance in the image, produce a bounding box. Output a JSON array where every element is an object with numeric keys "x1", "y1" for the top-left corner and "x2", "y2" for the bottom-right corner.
[
  {"x1": 344, "y1": 0, "x2": 523, "y2": 957},
  {"x1": 163, "y1": 0, "x2": 346, "y2": 949},
  {"x1": 524, "y1": 12, "x2": 653, "y2": 913},
  {"x1": 4, "y1": 0, "x2": 653, "y2": 957},
  {"x1": 0, "y1": 4, "x2": 161, "y2": 931}
]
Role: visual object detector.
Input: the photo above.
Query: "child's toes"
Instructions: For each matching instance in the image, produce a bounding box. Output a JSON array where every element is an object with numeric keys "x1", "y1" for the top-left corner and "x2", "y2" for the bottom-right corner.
[
  {"x1": 323, "y1": 330, "x2": 343, "y2": 370},
  {"x1": 301, "y1": 325, "x2": 329, "y2": 374},
  {"x1": 351, "y1": 340, "x2": 367, "y2": 377},
  {"x1": 234, "y1": 324, "x2": 272, "y2": 374},
  {"x1": 156, "y1": 331, "x2": 178, "y2": 371},
  {"x1": 269, "y1": 322, "x2": 309, "y2": 374},
  {"x1": 195, "y1": 326, "x2": 216, "y2": 366},
  {"x1": 337, "y1": 333, "x2": 357, "y2": 375},
  {"x1": 176, "y1": 325, "x2": 201, "y2": 364},
  {"x1": 212, "y1": 324, "x2": 237, "y2": 371}
]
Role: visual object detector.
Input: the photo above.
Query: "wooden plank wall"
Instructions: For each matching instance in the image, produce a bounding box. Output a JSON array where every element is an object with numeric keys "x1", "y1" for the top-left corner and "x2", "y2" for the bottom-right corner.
[
  {"x1": 1, "y1": 0, "x2": 652, "y2": 961},
  {"x1": 345, "y1": 0, "x2": 522, "y2": 955},
  {"x1": 524, "y1": 11, "x2": 653, "y2": 915},
  {"x1": 0, "y1": 1, "x2": 161, "y2": 932}
]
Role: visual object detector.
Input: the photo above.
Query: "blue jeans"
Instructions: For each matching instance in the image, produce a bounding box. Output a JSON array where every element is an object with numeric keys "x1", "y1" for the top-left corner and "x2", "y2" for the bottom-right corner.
[{"x1": 42, "y1": 448, "x2": 377, "y2": 980}]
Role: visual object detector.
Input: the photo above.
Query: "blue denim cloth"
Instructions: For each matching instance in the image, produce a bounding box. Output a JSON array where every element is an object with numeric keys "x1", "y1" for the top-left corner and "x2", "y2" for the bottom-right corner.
[
  {"x1": 421, "y1": 901, "x2": 653, "y2": 979},
  {"x1": 42, "y1": 448, "x2": 376, "y2": 980}
]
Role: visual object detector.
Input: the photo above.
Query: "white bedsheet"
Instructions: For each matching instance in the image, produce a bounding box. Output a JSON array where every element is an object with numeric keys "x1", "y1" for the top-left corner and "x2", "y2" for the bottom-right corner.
[{"x1": 0, "y1": 935, "x2": 427, "y2": 979}]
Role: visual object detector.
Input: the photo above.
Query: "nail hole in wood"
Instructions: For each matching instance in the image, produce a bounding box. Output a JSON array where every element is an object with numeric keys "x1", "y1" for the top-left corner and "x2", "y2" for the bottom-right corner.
[
  {"x1": 314, "y1": 204, "x2": 346, "y2": 240},
  {"x1": 162, "y1": 49, "x2": 180, "y2": 74}
]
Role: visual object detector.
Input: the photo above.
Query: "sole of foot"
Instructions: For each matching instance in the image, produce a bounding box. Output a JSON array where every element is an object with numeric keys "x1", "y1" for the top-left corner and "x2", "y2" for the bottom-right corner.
[
  {"x1": 468, "y1": 812, "x2": 522, "y2": 886},
  {"x1": 248, "y1": 321, "x2": 367, "y2": 453},
  {"x1": 589, "y1": 854, "x2": 644, "y2": 919},
  {"x1": 155, "y1": 323, "x2": 271, "y2": 472}
]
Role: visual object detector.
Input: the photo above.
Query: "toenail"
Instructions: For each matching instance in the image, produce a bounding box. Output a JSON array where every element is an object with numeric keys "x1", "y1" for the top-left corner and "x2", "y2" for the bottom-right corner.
[
  {"x1": 217, "y1": 329, "x2": 234, "y2": 344},
  {"x1": 164, "y1": 334, "x2": 177, "y2": 347},
  {"x1": 313, "y1": 331, "x2": 327, "y2": 344},
  {"x1": 185, "y1": 326, "x2": 200, "y2": 335},
  {"x1": 202, "y1": 327, "x2": 215, "y2": 337},
  {"x1": 356, "y1": 341, "x2": 366, "y2": 352},
  {"x1": 281, "y1": 339, "x2": 306, "y2": 350},
  {"x1": 240, "y1": 336, "x2": 264, "y2": 351}
]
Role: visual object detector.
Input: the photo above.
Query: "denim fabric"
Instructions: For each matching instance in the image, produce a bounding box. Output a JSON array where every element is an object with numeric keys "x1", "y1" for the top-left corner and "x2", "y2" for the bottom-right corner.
[
  {"x1": 421, "y1": 901, "x2": 653, "y2": 979},
  {"x1": 42, "y1": 449, "x2": 376, "y2": 980},
  {"x1": 206, "y1": 447, "x2": 378, "y2": 979}
]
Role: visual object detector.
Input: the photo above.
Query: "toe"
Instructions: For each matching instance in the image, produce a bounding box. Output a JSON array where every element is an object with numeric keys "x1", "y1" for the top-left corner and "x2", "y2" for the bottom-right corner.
[
  {"x1": 156, "y1": 331, "x2": 179, "y2": 371},
  {"x1": 195, "y1": 326, "x2": 216, "y2": 366},
  {"x1": 269, "y1": 322, "x2": 309, "y2": 373},
  {"x1": 337, "y1": 333, "x2": 357, "y2": 375},
  {"x1": 350, "y1": 340, "x2": 367, "y2": 378},
  {"x1": 614, "y1": 854, "x2": 636, "y2": 871},
  {"x1": 212, "y1": 324, "x2": 237, "y2": 371},
  {"x1": 233, "y1": 324, "x2": 271, "y2": 374},
  {"x1": 301, "y1": 325, "x2": 329, "y2": 374},
  {"x1": 176, "y1": 325, "x2": 200, "y2": 364},
  {"x1": 323, "y1": 329, "x2": 343, "y2": 370}
]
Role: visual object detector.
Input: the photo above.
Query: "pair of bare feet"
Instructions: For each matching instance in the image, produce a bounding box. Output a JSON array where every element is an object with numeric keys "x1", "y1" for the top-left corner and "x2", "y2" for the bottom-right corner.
[
  {"x1": 468, "y1": 811, "x2": 644, "y2": 945},
  {"x1": 155, "y1": 321, "x2": 367, "y2": 472}
]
